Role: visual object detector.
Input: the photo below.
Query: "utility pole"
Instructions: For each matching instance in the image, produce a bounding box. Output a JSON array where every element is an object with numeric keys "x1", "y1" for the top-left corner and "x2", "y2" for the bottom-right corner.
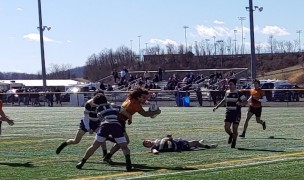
[
  {"x1": 183, "y1": 26, "x2": 189, "y2": 53},
  {"x1": 238, "y1": 17, "x2": 246, "y2": 54},
  {"x1": 138, "y1": 35, "x2": 142, "y2": 60},
  {"x1": 296, "y1": 30, "x2": 302, "y2": 52},
  {"x1": 234, "y1": 30, "x2": 237, "y2": 55},
  {"x1": 37, "y1": 0, "x2": 50, "y2": 90}
]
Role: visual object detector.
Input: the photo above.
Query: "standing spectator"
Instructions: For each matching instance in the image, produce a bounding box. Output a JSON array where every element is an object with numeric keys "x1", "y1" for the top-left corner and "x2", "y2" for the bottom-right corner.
[
  {"x1": 120, "y1": 69, "x2": 127, "y2": 85},
  {"x1": 112, "y1": 69, "x2": 120, "y2": 84},
  {"x1": 158, "y1": 67, "x2": 163, "y2": 81},
  {"x1": 55, "y1": 88, "x2": 61, "y2": 105},
  {"x1": 143, "y1": 70, "x2": 151, "y2": 82},
  {"x1": 46, "y1": 90, "x2": 54, "y2": 107},
  {"x1": 195, "y1": 88, "x2": 203, "y2": 107}
]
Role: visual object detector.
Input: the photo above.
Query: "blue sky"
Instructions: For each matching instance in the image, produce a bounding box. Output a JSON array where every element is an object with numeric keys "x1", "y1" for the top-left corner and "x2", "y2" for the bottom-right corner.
[{"x1": 0, "y1": 0, "x2": 303, "y2": 74}]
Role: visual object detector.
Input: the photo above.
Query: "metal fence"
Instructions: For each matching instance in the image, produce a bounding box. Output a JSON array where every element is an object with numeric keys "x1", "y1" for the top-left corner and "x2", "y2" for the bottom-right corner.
[{"x1": 1, "y1": 89, "x2": 304, "y2": 108}]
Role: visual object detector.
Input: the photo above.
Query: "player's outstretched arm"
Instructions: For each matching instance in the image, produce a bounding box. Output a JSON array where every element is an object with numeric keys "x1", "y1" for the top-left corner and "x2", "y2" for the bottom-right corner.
[
  {"x1": 138, "y1": 108, "x2": 161, "y2": 118},
  {"x1": 213, "y1": 99, "x2": 225, "y2": 112}
]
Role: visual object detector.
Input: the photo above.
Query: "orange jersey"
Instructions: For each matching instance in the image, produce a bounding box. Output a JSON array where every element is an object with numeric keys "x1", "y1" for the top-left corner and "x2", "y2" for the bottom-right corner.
[
  {"x1": 250, "y1": 88, "x2": 264, "y2": 108},
  {"x1": 122, "y1": 98, "x2": 142, "y2": 115}
]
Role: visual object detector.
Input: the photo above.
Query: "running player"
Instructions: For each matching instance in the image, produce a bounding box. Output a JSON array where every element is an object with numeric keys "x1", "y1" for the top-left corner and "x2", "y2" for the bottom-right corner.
[
  {"x1": 239, "y1": 79, "x2": 266, "y2": 138},
  {"x1": 56, "y1": 90, "x2": 109, "y2": 156},
  {"x1": 103, "y1": 88, "x2": 161, "y2": 163},
  {"x1": 76, "y1": 94, "x2": 133, "y2": 171},
  {"x1": 213, "y1": 78, "x2": 247, "y2": 148},
  {"x1": 143, "y1": 135, "x2": 218, "y2": 154}
]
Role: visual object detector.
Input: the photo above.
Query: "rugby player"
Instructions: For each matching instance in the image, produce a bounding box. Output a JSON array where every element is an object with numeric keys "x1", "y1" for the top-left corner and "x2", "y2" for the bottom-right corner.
[
  {"x1": 103, "y1": 88, "x2": 161, "y2": 163},
  {"x1": 76, "y1": 94, "x2": 133, "y2": 171},
  {"x1": 143, "y1": 135, "x2": 218, "y2": 154},
  {"x1": 56, "y1": 90, "x2": 109, "y2": 156},
  {"x1": 213, "y1": 78, "x2": 247, "y2": 148},
  {"x1": 0, "y1": 97, "x2": 14, "y2": 135},
  {"x1": 239, "y1": 79, "x2": 266, "y2": 138}
]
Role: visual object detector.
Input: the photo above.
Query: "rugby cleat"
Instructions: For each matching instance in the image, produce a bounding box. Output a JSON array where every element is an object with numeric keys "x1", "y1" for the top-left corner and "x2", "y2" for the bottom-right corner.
[{"x1": 103, "y1": 158, "x2": 114, "y2": 165}]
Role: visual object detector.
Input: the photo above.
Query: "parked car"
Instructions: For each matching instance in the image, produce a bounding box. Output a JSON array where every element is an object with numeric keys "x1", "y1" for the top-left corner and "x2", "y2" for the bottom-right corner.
[
  {"x1": 261, "y1": 82, "x2": 300, "y2": 102},
  {"x1": 272, "y1": 84, "x2": 300, "y2": 102}
]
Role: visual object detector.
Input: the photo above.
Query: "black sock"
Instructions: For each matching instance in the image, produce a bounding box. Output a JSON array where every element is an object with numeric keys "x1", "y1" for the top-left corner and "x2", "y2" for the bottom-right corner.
[
  {"x1": 81, "y1": 158, "x2": 87, "y2": 164},
  {"x1": 102, "y1": 150, "x2": 108, "y2": 157},
  {"x1": 104, "y1": 153, "x2": 113, "y2": 159},
  {"x1": 125, "y1": 155, "x2": 132, "y2": 170}
]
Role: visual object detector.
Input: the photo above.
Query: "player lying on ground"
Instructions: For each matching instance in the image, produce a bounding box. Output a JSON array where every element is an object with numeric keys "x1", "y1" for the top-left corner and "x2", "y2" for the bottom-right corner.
[
  {"x1": 76, "y1": 93, "x2": 134, "y2": 171},
  {"x1": 56, "y1": 89, "x2": 110, "y2": 157},
  {"x1": 143, "y1": 135, "x2": 218, "y2": 154}
]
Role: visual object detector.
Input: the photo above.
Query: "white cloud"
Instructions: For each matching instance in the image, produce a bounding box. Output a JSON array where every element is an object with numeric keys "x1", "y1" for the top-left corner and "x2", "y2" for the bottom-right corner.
[
  {"x1": 213, "y1": 20, "x2": 224, "y2": 25},
  {"x1": 66, "y1": 40, "x2": 71, "y2": 43},
  {"x1": 16, "y1": 7, "x2": 23, "y2": 11},
  {"x1": 196, "y1": 25, "x2": 233, "y2": 37},
  {"x1": 261, "y1": 25, "x2": 290, "y2": 36},
  {"x1": 23, "y1": 33, "x2": 54, "y2": 42},
  {"x1": 149, "y1": 38, "x2": 178, "y2": 46}
]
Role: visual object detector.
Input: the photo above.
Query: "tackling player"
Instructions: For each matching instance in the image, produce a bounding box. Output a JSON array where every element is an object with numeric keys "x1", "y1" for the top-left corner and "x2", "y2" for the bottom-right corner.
[
  {"x1": 103, "y1": 88, "x2": 161, "y2": 163},
  {"x1": 55, "y1": 90, "x2": 109, "y2": 156},
  {"x1": 76, "y1": 94, "x2": 133, "y2": 171}
]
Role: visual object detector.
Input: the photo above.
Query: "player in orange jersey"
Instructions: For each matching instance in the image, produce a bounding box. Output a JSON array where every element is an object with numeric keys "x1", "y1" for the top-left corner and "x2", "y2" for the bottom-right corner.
[{"x1": 239, "y1": 79, "x2": 266, "y2": 138}]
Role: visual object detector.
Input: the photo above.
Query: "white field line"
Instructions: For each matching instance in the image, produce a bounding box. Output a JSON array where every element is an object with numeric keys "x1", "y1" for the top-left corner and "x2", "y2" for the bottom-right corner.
[{"x1": 122, "y1": 156, "x2": 304, "y2": 180}]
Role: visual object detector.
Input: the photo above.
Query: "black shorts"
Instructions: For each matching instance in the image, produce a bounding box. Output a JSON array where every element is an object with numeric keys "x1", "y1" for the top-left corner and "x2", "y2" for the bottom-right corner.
[
  {"x1": 225, "y1": 111, "x2": 241, "y2": 124},
  {"x1": 175, "y1": 140, "x2": 190, "y2": 151},
  {"x1": 248, "y1": 106, "x2": 262, "y2": 117},
  {"x1": 79, "y1": 119, "x2": 100, "y2": 132},
  {"x1": 97, "y1": 123, "x2": 125, "y2": 139}
]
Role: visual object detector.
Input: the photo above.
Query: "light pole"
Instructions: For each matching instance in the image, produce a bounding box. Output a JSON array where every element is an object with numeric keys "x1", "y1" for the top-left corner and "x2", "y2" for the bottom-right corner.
[
  {"x1": 213, "y1": 36, "x2": 216, "y2": 55},
  {"x1": 205, "y1": 39, "x2": 210, "y2": 55},
  {"x1": 138, "y1": 35, "x2": 142, "y2": 60},
  {"x1": 130, "y1": 40, "x2": 133, "y2": 60},
  {"x1": 37, "y1": 0, "x2": 50, "y2": 90},
  {"x1": 269, "y1": 35, "x2": 273, "y2": 54},
  {"x1": 145, "y1": 42, "x2": 148, "y2": 55},
  {"x1": 183, "y1": 26, "x2": 189, "y2": 53},
  {"x1": 246, "y1": 0, "x2": 263, "y2": 80},
  {"x1": 234, "y1": 30, "x2": 237, "y2": 55},
  {"x1": 238, "y1": 17, "x2": 246, "y2": 54},
  {"x1": 296, "y1": 30, "x2": 302, "y2": 52},
  {"x1": 216, "y1": 40, "x2": 224, "y2": 68}
]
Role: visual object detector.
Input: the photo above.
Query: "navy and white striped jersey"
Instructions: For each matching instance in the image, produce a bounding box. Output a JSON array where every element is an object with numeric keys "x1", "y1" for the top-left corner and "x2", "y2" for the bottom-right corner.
[
  {"x1": 97, "y1": 104, "x2": 122, "y2": 123},
  {"x1": 151, "y1": 138, "x2": 177, "y2": 152},
  {"x1": 84, "y1": 99, "x2": 99, "y2": 121},
  {"x1": 225, "y1": 90, "x2": 246, "y2": 112}
]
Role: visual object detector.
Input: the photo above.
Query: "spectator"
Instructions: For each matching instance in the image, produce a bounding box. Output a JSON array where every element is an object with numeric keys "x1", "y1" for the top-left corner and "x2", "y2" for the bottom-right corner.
[
  {"x1": 143, "y1": 70, "x2": 151, "y2": 82},
  {"x1": 55, "y1": 88, "x2": 61, "y2": 105},
  {"x1": 158, "y1": 67, "x2": 163, "y2": 81},
  {"x1": 112, "y1": 69, "x2": 120, "y2": 84}
]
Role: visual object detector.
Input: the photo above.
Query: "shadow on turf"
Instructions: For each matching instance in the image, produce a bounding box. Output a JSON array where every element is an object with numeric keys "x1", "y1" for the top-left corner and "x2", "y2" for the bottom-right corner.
[
  {"x1": 64, "y1": 160, "x2": 197, "y2": 172},
  {"x1": 242, "y1": 136, "x2": 302, "y2": 141},
  {"x1": 105, "y1": 162, "x2": 197, "y2": 172},
  {"x1": 0, "y1": 162, "x2": 34, "y2": 168},
  {"x1": 237, "y1": 148, "x2": 285, "y2": 152}
]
